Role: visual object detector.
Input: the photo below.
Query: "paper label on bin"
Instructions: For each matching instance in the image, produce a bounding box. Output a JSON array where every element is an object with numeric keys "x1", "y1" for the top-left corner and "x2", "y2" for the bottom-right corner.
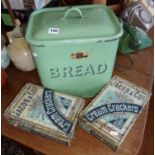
[{"x1": 48, "y1": 28, "x2": 59, "y2": 34}]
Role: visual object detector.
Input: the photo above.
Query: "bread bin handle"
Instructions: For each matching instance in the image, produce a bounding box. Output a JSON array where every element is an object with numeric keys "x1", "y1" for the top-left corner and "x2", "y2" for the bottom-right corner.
[{"x1": 63, "y1": 7, "x2": 84, "y2": 19}]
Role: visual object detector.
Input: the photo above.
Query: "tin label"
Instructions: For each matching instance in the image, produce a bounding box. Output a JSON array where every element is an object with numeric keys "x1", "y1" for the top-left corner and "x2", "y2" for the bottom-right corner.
[
  {"x1": 48, "y1": 28, "x2": 59, "y2": 34},
  {"x1": 84, "y1": 103, "x2": 142, "y2": 122},
  {"x1": 43, "y1": 88, "x2": 73, "y2": 134},
  {"x1": 111, "y1": 79, "x2": 147, "y2": 102}
]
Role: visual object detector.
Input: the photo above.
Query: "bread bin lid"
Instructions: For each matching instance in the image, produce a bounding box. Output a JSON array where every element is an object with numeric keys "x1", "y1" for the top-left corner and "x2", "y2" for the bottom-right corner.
[{"x1": 25, "y1": 4, "x2": 123, "y2": 46}]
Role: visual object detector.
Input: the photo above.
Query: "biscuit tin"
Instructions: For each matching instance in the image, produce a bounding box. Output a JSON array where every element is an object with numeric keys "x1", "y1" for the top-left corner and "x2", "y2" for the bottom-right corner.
[
  {"x1": 79, "y1": 75, "x2": 151, "y2": 150},
  {"x1": 4, "y1": 83, "x2": 85, "y2": 145}
]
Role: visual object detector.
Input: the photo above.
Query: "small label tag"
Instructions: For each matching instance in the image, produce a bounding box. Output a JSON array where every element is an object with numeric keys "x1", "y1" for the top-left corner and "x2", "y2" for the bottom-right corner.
[
  {"x1": 48, "y1": 28, "x2": 59, "y2": 34},
  {"x1": 110, "y1": 131, "x2": 118, "y2": 136}
]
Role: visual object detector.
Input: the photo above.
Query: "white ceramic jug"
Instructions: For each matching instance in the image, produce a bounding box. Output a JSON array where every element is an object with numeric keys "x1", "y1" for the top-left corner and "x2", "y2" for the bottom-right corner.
[{"x1": 7, "y1": 26, "x2": 35, "y2": 71}]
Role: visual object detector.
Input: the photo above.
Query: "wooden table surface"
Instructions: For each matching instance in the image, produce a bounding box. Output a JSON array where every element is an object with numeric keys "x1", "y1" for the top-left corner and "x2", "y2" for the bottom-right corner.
[{"x1": 2, "y1": 30, "x2": 154, "y2": 155}]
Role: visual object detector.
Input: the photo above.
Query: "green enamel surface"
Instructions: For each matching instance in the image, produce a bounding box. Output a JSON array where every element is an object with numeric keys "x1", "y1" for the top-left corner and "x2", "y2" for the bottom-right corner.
[
  {"x1": 25, "y1": 4, "x2": 123, "y2": 97},
  {"x1": 26, "y1": 4, "x2": 123, "y2": 46}
]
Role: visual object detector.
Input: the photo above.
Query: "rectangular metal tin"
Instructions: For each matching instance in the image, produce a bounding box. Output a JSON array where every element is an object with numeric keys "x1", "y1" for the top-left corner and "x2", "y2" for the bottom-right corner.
[
  {"x1": 79, "y1": 75, "x2": 151, "y2": 150},
  {"x1": 4, "y1": 83, "x2": 85, "y2": 145}
]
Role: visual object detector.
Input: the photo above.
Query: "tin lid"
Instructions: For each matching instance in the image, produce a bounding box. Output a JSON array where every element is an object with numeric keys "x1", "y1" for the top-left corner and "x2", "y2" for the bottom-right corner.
[{"x1": 26, "y1": 4, "x2": 123, "y2": 46}]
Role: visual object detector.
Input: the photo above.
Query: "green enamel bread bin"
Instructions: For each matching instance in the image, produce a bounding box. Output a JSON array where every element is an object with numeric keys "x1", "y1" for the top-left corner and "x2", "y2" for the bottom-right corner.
[{"x1": 25, "y1": 4, "x2": 123, "y2": 97}]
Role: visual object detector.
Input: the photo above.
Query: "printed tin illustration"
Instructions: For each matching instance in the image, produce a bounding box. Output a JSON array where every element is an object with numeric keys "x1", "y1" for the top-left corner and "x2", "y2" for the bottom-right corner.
[
  {"x1": 79, "y1": 75, "x2": 151, "y2": 150},
  {"x1": 4, "y1": 83, "x2": 85, "y2": 145}
]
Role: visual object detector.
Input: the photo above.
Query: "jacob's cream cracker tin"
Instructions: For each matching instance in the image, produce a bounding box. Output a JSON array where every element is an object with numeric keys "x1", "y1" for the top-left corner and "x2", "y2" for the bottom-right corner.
[
  {"x1": 79, "y1": 75, "x2": 151, "y2": 150},
  {"x1": 4, "y1": 83, "x2": 85, "y2": 145}
]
